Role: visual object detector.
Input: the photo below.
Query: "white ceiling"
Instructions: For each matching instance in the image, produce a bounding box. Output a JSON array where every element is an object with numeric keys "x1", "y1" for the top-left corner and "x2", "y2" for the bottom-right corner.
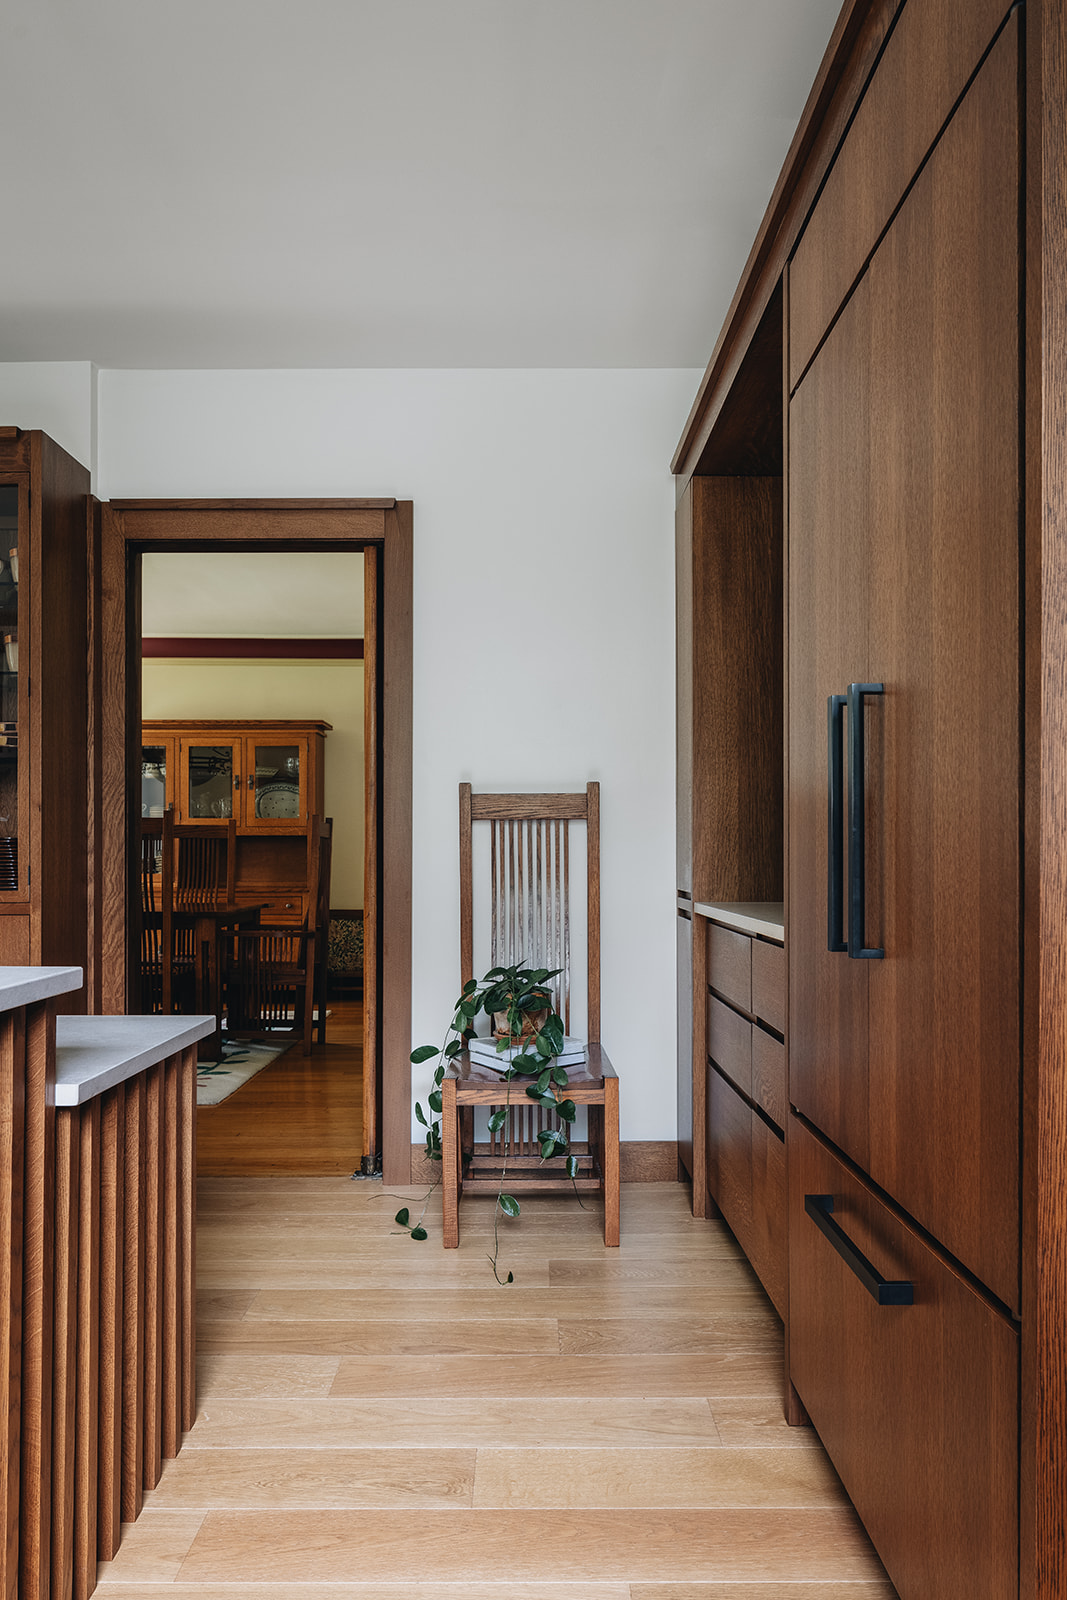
[
  {"x1": 141, "y1": 551, "x2": 365, "y2": 638},
  {"x1": 4, "y1": 0, "x2": 842, "y2": 369}
]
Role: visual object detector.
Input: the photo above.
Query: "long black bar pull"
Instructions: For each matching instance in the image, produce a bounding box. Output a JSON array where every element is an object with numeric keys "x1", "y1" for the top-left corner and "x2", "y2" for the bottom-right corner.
[
  {"x1": 805, "y1": 1194, "x2": 913, "y2": 1305},
  {"x1": 846, "y1": 681, "x2": 884, "y2": 959},
  {"x1": 827, "y1": 693, "x2": 847, "y2": 952}
]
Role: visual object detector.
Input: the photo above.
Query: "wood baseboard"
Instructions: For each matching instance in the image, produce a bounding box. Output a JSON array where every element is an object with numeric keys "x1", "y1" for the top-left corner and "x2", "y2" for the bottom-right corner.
[{"x1": 409, "y1": 1139, "x2": 678, "y2": 1186}]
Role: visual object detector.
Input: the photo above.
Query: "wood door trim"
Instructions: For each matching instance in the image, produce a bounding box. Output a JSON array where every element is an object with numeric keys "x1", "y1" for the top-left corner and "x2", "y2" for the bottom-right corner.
[
  {"x1": 362, "y1": 546, "x2": 379, "y2": 1171},
  {"x1": 95, "y1": 500, "x2": 413, "y2": 1186}
]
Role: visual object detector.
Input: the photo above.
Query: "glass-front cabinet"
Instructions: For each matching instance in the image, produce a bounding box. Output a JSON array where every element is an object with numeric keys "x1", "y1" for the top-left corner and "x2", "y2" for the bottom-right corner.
[
  {"x1": 0, "y1": 480, "x2": 25, "y2": 898},
  {"x1": 141, "y1": 720, "x2": 328, "y2": 832}
]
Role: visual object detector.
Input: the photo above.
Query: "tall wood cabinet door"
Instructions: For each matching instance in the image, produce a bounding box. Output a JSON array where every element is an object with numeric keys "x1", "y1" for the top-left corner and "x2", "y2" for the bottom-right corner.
[
  {"x1": 677, "y1": 909, "x2": 693, "y2": 1179},
  {"x1": 864, "y1": 22, "x2": 1020, "y2": 1311},
  {"x1": 787, "y1": 273, "x2": 871, "y2": 1169},
  {"x1": 676, "y1": 483, "x2": 693, "y2": 898}
]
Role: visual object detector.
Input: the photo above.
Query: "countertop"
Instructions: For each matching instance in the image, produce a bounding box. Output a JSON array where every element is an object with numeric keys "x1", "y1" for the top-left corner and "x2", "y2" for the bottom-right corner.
[
  {"x1": 0, "y1": 966, "x2": 84, "y2": 1009},
  {"x1": 54, "y1": 1013, "x2": 215, "y2": 1106},
  {"x1": 693, "y1": 901, "x2": 785, "y2": 941}
]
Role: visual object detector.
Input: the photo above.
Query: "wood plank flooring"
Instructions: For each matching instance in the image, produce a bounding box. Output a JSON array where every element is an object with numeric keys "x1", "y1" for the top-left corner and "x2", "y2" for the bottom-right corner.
[
  {"x1": 195, "y1": 1004, "x2": 364, "y2": 1177},
  {"x1": 95, "y1": 1178, "x2": 896, "y2": 1597}
]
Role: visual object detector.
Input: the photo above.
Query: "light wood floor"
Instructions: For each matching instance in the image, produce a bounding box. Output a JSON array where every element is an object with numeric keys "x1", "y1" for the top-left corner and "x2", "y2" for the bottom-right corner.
[
  {"x1": 196, "y1": 1001, "x2": 365, "y2": 1177},
  {"x1": 95, "y1": 1177, "x2": 896, "y2": 1596}
]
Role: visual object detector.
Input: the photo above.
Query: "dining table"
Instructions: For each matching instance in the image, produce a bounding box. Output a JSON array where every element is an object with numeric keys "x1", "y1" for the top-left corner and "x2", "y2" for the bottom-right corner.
[{"x1": 174, "y1": 900, "x2": 269, "y2": 1058}]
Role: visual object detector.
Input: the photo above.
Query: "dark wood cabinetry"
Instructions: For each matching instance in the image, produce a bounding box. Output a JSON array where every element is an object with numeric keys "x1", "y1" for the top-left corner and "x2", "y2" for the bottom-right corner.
[
  {"x1": 0, "y1": 429, "x2": 89, "y2": 992},
  {"x1": 673, "y1": 0, "x2": 1067, "y2": 1592}
]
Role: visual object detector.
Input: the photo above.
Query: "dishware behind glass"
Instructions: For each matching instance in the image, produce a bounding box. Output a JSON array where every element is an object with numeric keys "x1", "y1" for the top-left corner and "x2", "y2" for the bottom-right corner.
[
  {"x1": 8, "y1": 551, "x2": 17, "y2": 585},
  {"x1": 4, "y1": 637, "x2": 17, "y2": 673}
]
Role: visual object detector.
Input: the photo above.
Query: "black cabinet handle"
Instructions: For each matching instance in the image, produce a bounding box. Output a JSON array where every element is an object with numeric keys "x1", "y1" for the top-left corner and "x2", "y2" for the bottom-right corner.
[
  {"x1": 847, "y1": 681, "x2": 884, "y2": 959},
  {"x1": 805, "y1": 1193, "x2": 913, "y2": 1305},
  {"x1": 827, "y1": 693, "x2": 847, "y2": 952}
]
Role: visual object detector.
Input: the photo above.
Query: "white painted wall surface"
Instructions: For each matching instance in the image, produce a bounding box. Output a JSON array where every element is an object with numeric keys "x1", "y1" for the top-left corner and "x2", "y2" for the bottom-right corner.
[
  {"x1": 98, "y1": 367, "x2": 700, "y2": 1142},
  {"x1": 0, "y1": 362, "x2": 97, "y2": 482}
]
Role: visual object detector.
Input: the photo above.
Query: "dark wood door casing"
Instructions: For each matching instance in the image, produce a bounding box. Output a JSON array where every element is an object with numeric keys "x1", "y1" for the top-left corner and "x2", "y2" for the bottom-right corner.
[{"x1": 94, "y1": 499, "x2": 413, "y2": 1184}]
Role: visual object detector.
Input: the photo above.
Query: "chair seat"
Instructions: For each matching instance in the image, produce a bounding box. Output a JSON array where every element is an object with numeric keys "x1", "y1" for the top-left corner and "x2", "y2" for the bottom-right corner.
[{"x1": 441, "y1": 1041, "x2": 620, "y2": 1247}]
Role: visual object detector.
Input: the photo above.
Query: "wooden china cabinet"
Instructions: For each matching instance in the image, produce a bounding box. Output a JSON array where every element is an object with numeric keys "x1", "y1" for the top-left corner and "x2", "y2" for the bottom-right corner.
[
  {"x1": 0, "y1": 428, "x2": 89, "y2": 992},
  {"x1": 141, "y1": 719, "x2": 330, "y2": 925},
  {"x1": 674, "y1": 1, "x2": 1067, "y2": 1595}
]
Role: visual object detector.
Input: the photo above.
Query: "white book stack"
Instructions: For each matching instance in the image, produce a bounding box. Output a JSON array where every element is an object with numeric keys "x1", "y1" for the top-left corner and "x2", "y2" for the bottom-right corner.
[{"x1": 468, "y1": 1036, "x2": 587, "y2": 1073}]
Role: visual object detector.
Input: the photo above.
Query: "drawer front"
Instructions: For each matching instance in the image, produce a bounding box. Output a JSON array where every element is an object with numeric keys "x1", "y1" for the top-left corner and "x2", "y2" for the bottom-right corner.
[
  {"x1": 706, "y1": 922, "x2": 750, "y2": 1012},
  {"x1": 707, "y1": 1065, "x2": 752, "y2": 1259},
  {"x1": 789, "y1": 0, "x2": 1009, "y2": 387},
  {"x1": 789, "y1": 1116, "x2": 1018, "y2": 1600},
  {"x1": 751, "y1": 1026, "x2": 786, "y2": 1129},
  {"x1": 235, "y1": 891, "x2": 307, "y2": 927},
  {"x1": 707, "y1": 993, "x2": 751, "y2": 1098},
  {"x1": 751, "y1": 939, "x2": 784, "y2": 1033},
  {"x1": 750, "y1": 1113, "x2": 786, "y2": 1318}
]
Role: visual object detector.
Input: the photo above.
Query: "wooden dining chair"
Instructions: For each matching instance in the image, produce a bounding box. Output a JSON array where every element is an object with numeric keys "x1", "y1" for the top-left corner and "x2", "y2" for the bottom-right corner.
[
  {"x1": 227, "y1": 815, "x2": 332, "y2": 1055},
  {"x1": 441, "y1": 783, "x2": 620, "y2": 1247},
  {"x1": 160, "y1": 811, "x2": 237, "y2": 1016}
]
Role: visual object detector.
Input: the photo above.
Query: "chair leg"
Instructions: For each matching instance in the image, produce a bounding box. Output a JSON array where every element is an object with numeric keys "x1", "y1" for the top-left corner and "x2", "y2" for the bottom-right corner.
[
  {"x1": 442, "y1": 1079, "x2": 460, "y2": 1249},
  {"x1": 602, "y1": 1080, "x2": 620, "y2": 1247}
]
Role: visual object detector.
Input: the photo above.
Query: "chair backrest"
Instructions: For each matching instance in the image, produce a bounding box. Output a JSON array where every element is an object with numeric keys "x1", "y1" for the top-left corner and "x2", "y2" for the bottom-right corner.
[
  {"x1": 459, "y1": 783, "x2": 600, "y2": 1041},
  {"x1": 163, "y1": 812, "x2": 237, "y2": 912},
  {"x1": 141, "y1": 818, "x2": 163, "y2": 913}
]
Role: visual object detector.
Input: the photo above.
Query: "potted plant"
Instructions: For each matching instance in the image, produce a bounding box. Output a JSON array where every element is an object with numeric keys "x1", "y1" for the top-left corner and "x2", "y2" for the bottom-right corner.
[{"x1": 396, "y1": 962, "x2": 579, "y2": 1279}]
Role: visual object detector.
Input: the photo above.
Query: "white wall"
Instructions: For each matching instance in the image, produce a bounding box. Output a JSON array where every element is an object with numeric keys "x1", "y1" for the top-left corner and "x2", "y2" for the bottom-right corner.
[
  {"x1": 98, "y1": 367, "x2": 700, "y2": 1142},
  {"x1": 0, "y1": 362, "x2": 97, "y2": 482}
]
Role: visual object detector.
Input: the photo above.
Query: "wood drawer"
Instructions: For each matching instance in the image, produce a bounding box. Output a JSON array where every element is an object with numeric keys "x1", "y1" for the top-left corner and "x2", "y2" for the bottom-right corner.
[
  {"x1": 706, "y1": 921, "x2": 751, "y2": 1012},
  {"x1": 707, "y1": 993, "x2": 751, "y2": 1097},
  {"x1": 751, "y1": 938, "x2": 784, "y2": 1032},
  {"x1": 751, "y1": 1025, "x2": 786, "y2": 1129},
  {"x1": 789, "y1": 1116, "x2": 1018, "y2": 1600},
  {"x1": 789, "y1": 0, "x2": 1009, "y2": 387},
  {"x1": 707, "y1": 1066, "x2": 785, "y2": 1318},
  {"x1": 235, "y1": 891, "x2": 307, "y2": 927}
]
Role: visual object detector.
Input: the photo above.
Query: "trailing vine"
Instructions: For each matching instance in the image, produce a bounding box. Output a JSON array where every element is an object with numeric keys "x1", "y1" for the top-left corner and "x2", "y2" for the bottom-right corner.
[{"x1": 397, "y1": 963, "x2": 578, "y2": 1280}]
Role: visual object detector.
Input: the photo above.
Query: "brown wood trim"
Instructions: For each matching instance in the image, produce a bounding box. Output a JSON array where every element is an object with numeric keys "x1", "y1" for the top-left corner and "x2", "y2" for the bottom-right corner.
[
  {"x1": 20, "y1": 1003, "x2": 54, "y2": 1598},
  {"x1": 586, "y1": 781, "x2": 601, "y2": 1043},
  {"x1": 411, "y1": 1140, "x2": 680, "y2": 1185},
  {"x1": 469, "y1": 793, "x2": 591, "y2": 821},
  {"x1": 361, "y1": 547, "x2": 379, "y2": 1171},
  {"x1": 97, "y1": 1085, "x2": 124, "y2": 1563},
  {"x1": 86, "y1": 498, "x2": 104, "y2": 1013},
  {"x1": 97, "y1": 498, "x2": 413, "y2": 1185},
  {"x1": 120, "y1": 1075, "x2": 145, "y2": 1524},
  {"x1": 106, "y1": 505, "x2": 388, "y2": 545},
  {"x1": 1024, "y1": 4, "x2": 1067, "y2": 1597},
  {"x1": 74, "y1": 1098, "x2": 101, "y2": 1600},
  {"x1": 672, "y1": 0, "x2": 899, "y2": 483},
  {"x1": 381, "y1": 503, "x2": 413, "y2": 1185},
  {"x1": 51, "y1": 1108, "x2": 79, "y2": 1600},
  {"x1": 458, "y1": 783, "x2": 473, "y2": 985},
  {"x1": 691, "y1": 905, "x2": 708, "y2": 1217},
  {"x1": 142, "y1": 637, "x2": 364, "y2": 660}
]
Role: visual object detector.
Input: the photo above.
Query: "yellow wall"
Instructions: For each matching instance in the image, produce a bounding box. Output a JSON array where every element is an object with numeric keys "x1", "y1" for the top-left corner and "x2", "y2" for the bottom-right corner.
[{"x1": 141, "y1": 657, "x2": 364, "y2": 906}]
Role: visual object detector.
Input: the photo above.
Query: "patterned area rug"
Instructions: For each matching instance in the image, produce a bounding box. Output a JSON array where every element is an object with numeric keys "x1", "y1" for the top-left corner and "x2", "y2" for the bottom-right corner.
[{"x1": 196, "y1": 1038, "x2": 290, "y2": 1107}]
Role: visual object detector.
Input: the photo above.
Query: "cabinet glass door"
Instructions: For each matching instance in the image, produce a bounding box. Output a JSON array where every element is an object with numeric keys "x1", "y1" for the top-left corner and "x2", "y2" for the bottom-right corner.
[
  {"x1": 247, "y1": 739, "x2": 306, "y2": 826},
  {"x1": 0, "y1": 483, "x2": 24, "y2": 896},
  {"x1": 181, "y1": 742, "x2": 238, "y2": 821},
  {"x1": 141, "y1": 740, "x2": 174, "y2": 817}
]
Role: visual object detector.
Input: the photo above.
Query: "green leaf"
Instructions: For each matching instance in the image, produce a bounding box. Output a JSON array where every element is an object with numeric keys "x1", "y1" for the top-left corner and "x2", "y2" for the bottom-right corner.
[
  {"x1": 459, "y1": 998, "x2": 479, "y2": 1018},
  {"x1": 551, "y1": 1065, "x2": 569, "y2": 1087},
  {"x1": 484, "y1": 967, "x2": 507, "y2": 980},
  {"x1": 535, "y1": 1034, "x2": 554, "y2": 1058},
  {"x1": 536, "y1": 1092, "x2": 558, "y2": 1109},
  {"x1": 462, "y1": 978, "x2": 478, "y2": 995},
  {"x1": 434, "y1": 1066, "x2": 445, "y2": 1086},
  {"x1": 410, "y1": 1226, "x2": 428, "y2": 1241},
  {"x1": 394, "y1": 1207, "x2": 410, "y2": 1226},
  {"x1": 443, "y1": 1040, "x2": 462, "y2": 1058},
  {"x1": 498, "y1": 1194, "x2": 521, "y2": 1218},
  {"x1": 488, "y1": 1108, "x2": 507, "y2": 1132},
  {"x1": 506, "y1": 1271, "x2": 514, "y2": 1283},
  {"x1": 558, "y1": 1098, "x2": 577, "y2": 1123},
  {"x1": 410, "y1": 1044, "x2": 438, "y2": 1064},
  {"x1": 428, "y1": 1091, "x2": 443, "y2": 1113},
  {"x1": 536, "y1": 1068, "x2": 552, "y2": 1093},
  {"x1": 415, "y1": 1103, "x2": 428, "y2": 1126},
  {"x1": 525, "y1": 1083, "x2": 544, "y2": 1101},
  {"x1": 566, "y1": 1154, "x2": 579, "y2": 1178}
]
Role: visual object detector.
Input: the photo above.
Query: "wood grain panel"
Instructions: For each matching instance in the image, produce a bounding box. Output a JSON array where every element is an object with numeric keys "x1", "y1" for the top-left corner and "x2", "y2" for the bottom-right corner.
[
  {"x1": 707, "y1": 1066, "x2": 752, "y2": 1261},
  {"x1": 751, "y1": 940, "x2": 785, "y2": 1034},
  {"x1": 74, "y1": 1101, "x2": 101, "y2": 1600},
  {"x1": 789, "y1": 1115, "x2": 1018, "y2": 1600},
  {"x1": 706, "y1": 924, "x2": 751, "y2": 1013},
  {"x1": 691, "y1": 478, "x2": 784, "y2": 904},
  {"x1": 864, "y1": 22, "x2": 1021, "y2": 1310},
  {"x1": 751, "y1": 1028, "x2": 786, "y2": 1130},
  {"x1": 749, "y1": 1116, "x2": 786, "y2": 1318},
  {"x1": 180, "y1": 1050, "x2": 196, "y2": 1434},
  {"x1": 0, "y1": 1011, "x2": 23, "y2": 1600},
  {"x1": 20, "y1": 1002, "x2": 53, "y2": 1600},
  {"x1": 120, "y1": 1076, "x2": 145, "y2": 1524},
  {"x1": 161, "y1": 1055, "x2": 182, "y2": 1460},
  {"x1": 362, "y1": 543, "x2": 379, "y2": 1171},
  {"x1": 707, "y1": 997, "x2": 752, "y2": 1099},
  {"x1": 472, "y1": 1445, "x2": 840, "y2": 1509},
  {"x1": 141, "y1": 1064, "x2": 164, "y2": 1491},
  {"x1": 381, "y1": 503, "x2": 413, "y2": 1185},
  {"x1": 790, "y1": 0, "x2": 1013, "y2": 386},
  {"x1": 51, "y1": 1112, "x2": 79, "y2": 1600},
  {"x1": 97, "y1": 1088, "x2": 124, "y2": 1562},
  {"x1": 676, "y1": 484, "x2": 694, "y2": 896}
]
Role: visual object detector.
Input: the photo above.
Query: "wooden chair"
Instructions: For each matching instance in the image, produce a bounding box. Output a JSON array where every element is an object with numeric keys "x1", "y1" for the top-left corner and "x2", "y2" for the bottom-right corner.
[
  {"x1": 139, "y1": 817, "x2": 197, "y2": 1015},
  {"x1": 159, "y1": 812, "x2": 237, "y2": 1018},
  {"x1": 227, "y1": 815, "x2": 332, "y2": 1055},
  {"x1": 441, "y1": 783, "x2": 619, "y2": 1247}
]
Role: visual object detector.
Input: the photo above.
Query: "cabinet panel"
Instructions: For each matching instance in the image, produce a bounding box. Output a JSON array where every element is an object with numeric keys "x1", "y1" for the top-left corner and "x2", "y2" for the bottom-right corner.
[
  {"x1": 751, "y1": 939, "x2": 784, "y2": 1033},
  {"x1": 862, "y1": 22, "x2": 1020, "y2": 1311},
  {"x1": 789, "y1": 1116, "x2": 1018, "y2": 1600},
  {"x1": 789, "y1": 0, "x2": 1010, "y2": 386},
  {"x1": 676, "y1": 911, "x2": 693, "y2": 1180},
  {"x1": 750, "y1": 1113, "x2": 785, "y2": 1317},
  {"x1": 707, "y1": 994, "x2": 751, "y2": 1099},
  {"x1": 751, "y1": 1027, "x2": 786, "y2": 1129},
  {"x1": 706, "y1": 1065, "x2": 752, "y2": 1259},
  {"x1": 706, "y1": 922, "x2": 750, "y2": 1012}
]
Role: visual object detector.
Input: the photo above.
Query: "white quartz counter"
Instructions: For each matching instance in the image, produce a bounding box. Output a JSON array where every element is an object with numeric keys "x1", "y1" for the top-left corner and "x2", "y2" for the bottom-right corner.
[
  {"x1": 54, "y1": 1013, "x2": 215, "y2": 1106},
  {"x1": 694, "y1": 901, "x2": 785, "y2": 942},
  {"x1": 0, "y1": 966, "x2": 84, "y2": 1009}
]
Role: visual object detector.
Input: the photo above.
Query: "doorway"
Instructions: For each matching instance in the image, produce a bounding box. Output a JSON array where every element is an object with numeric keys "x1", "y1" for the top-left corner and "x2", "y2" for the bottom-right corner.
[{"x1": 93, "y1": 499, "x2": 413, "y2": 1184}]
